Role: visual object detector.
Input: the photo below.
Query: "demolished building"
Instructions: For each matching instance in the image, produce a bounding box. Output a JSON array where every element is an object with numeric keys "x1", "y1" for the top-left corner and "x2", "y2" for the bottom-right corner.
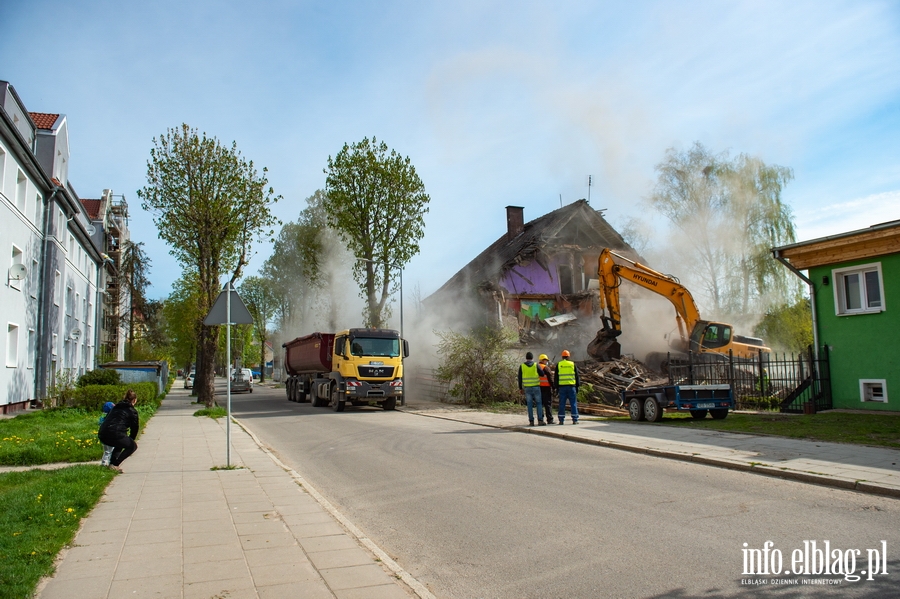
[{"x1": 424, "y1": 200, "x2": 640, "y2": 359}]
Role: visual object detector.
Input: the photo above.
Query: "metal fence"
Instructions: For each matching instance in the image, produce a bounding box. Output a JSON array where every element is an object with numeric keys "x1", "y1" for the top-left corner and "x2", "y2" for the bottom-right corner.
[{"x1": 666, "y1": 346, "x2": 831, "y2": 414}]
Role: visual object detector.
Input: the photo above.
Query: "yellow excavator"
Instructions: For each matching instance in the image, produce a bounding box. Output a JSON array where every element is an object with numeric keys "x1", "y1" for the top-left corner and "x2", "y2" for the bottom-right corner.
[{"x1": 587, "y1": 248, "x2": 770, "y2": 364}]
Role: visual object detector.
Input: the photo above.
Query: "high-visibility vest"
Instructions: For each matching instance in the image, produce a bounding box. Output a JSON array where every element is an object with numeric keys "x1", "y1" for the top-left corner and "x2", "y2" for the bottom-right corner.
[
  {"x1": 521, "y1": 363, "x2": 540, "y2": 387},
  {"x1": 557, "y1": 360, "x2": 576, "y2": 386},
  {"x1": 539, "y1": 363, "x2": 552, "y2": 387}
]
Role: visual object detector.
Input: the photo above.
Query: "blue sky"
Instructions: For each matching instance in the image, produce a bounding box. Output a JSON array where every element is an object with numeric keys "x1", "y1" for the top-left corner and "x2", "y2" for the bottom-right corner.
[{"x1": 3, "y1": 1, "x2": 899, "y2": 305}]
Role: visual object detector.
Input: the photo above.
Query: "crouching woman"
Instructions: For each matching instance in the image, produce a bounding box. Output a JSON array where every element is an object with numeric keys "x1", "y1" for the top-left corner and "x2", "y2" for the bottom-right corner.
[{"x1": 97, "y1": 389, "x2": 140, "y2": 473}]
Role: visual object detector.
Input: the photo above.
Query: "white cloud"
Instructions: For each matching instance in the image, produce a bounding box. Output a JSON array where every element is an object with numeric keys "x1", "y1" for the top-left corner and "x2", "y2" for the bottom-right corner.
[{"x1": 796, "y1": 190, "x2": 900, "y2": 241}]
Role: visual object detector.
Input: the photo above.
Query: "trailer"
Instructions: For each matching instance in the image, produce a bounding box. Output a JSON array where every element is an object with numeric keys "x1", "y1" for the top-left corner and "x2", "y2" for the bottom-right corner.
[{"x1": 621, "y1": 383, "x2": 733, "y2": 422}]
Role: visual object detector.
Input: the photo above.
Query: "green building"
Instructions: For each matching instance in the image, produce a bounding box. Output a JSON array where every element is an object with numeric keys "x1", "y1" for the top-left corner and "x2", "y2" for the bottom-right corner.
[{"x1": 774, "y1": 220, "x2": 899, "y2": 412}]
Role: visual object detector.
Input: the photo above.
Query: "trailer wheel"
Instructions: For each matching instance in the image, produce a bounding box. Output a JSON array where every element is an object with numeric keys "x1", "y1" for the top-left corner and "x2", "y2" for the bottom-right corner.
[
  {"x1": 383, "y1": 397, "x2": 396, "y2": 411},
  {"x1": 690, "y1": 409, "x2": 708, "y2": 420},
  {"x1": 643, "y1": 397, "x2": 663, "y2": 422},
  {"x1": 331, "y1": 387, "x2": 346, "y2": 412},
  {"x1": 628, "y1": 397, "x2": 645, "y2": 421},
  {"x1": 710, "y1": 408, "x2": 729, "y2": 420}
]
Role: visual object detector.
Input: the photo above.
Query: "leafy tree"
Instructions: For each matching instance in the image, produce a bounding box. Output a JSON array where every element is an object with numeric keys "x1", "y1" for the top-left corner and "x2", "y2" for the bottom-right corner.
[
  {"x1": 262, "y1": 190, "x2": 347, "y2": 334},
  {"x1": 324, "y1": 137, "x2": 430, "y2": 328},
  {"x1": 138, "y1": 124, "x2": 279, "y2": 405},
  {"x1": 754, "y1": 298, "x2": 814, "y2": 354},
  {"x1": 435, "y1": 326, "x2": 520, "y2": 405},
  {"x1": 239, "y1": 276, "x2": 277, "y2": 382},
  {"x1": 119, "y1": 240, "x2": 151, "y2": 360},
  {"x1": 648, "y1": 142, "x2": 798, "y2": 320},
  {"x1": 162, "y1": 274, "x2": 203, "y2": 376}
]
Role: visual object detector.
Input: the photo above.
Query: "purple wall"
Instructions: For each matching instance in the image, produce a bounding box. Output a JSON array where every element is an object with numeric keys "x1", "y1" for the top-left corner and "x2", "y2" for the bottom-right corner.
[{"x1": 501, "y1": 257, "x2": 566, "y2": 294}]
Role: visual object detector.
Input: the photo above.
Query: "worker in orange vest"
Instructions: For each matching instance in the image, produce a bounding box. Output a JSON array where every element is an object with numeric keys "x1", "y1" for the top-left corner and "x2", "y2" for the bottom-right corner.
[{"x1": 538, "y1": 354, "x2": 555, "y2": 425}]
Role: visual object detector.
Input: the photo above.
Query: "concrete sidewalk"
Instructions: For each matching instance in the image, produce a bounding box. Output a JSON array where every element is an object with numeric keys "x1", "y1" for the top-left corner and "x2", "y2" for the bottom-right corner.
[
  {"x1": 37, "y1": 388, "x2": 429, "y2": 599},
  {"x1": 402, "y1": 403, "x2": 900, "y2": 498}
]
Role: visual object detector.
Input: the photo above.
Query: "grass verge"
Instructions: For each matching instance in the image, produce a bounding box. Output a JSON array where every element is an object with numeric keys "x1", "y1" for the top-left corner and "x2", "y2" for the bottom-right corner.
[
  {"x1": 193, "y1": 406, "x2": 227, "y2": 419},
  {"x1": 0, "y1": 465, "x2": 116, "y2": 599},
  {"x1": 603, "y1": 411, "x2": 900, "y2": 449},
  {"x1": 0, "y1": 405, "x2": 157, "y2": 466}
]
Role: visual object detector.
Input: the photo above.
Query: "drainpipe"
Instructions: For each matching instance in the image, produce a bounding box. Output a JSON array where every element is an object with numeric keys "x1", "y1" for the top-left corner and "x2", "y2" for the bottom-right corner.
[
  {"x1": 773, "y1": 249, "x2": 819, "y2": 360},
  {"x1": 36, "y1": 185, "x2": 63, "y2": 400}
]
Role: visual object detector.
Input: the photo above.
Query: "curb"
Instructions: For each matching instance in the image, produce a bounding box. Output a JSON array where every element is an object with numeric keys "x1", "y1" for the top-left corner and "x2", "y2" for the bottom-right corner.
[
  {"x1": 406, "y1": 410, "x2": 900, "y2": 500},
  {"x1": 231, "y1": 416, "x2": 437, "y2": 599}
]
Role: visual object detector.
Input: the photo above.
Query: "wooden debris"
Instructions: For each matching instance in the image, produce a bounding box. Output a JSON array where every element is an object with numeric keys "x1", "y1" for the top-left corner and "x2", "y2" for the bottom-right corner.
[{"x1": 577, "y1": 357, "x2": 668, "y2": 406}]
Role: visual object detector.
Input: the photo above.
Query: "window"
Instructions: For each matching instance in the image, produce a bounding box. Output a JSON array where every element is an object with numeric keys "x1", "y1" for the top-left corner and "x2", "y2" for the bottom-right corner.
[
  {"x1": 6, "y1": 324, "x2": 18, "y2": 367},
  {"x1": 10, "y1": 245, "x2": 23, "y2": 291},
  {"x1": 54, "y1": 271, "x2": 60, "y2": 306},
  {"x1": 30, "y1": 258, "x2": 39, "y2": 298},
  {"x1": 16, "y1": 170, "x2": 27, "y2": 213},
  {"x1": 34, "y1": 193, "x2": 42, "y2": 228},
  {"x1": 27, "y1": 329, "x2": 35, "y2": 368},
  {"x1": 860, "y1": 380, "x2": 887, "y2": 403},
  {"x1": 833, "y1": 263, "x2": 884, "y2": 315}
]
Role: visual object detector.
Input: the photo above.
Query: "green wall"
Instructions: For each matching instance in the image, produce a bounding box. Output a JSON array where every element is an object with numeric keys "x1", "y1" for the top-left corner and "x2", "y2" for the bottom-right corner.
[{"x1": 811, "y1": 253, "x2": 900, "y2": 411}]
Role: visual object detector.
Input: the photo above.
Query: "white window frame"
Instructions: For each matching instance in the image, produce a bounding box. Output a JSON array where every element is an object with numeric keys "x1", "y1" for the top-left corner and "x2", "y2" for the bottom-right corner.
[
  {"x1": 0, "y1": 145, "x2": 6, "y2": 192},
  {"x1": 833, "y1": 262, "x2": 885, "y2": 316},
  {"x1": 860, "y1": 379, "x2": 887, "y2": 403},
  {"x1": 16, "y1": 170, "x2": 27, "y2": 213},
  {"x1": 6, "y1": 323, "x2": 18, "y2": 367},
  {"x1": 27, "y1": 328, "x2": 35, "y2": 369},
  {"x1": 10, "y1": 244, "x2": 23, "y2": 291}
]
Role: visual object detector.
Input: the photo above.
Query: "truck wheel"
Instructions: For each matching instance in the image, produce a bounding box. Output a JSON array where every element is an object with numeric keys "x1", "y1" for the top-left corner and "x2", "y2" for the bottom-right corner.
[
  {"x1": 710, "y1": 408, "x2": 729, "y2": 420},
  {"x1": 628, "y1": 397, "x2": 645, "y2": 421},
  {"x1": 383, "y1": 397, "x2": 396, "y2": 411},
  {"x1": 690, "y1": 409, "x2": 708, "y2": 420},
  {"x1": 286, "y1": 379, "x2": 293, "y2": 401},
  {"x1": 643, "y1": 397, "x2": 663, "y2": 422},
  {"x1": 331, "y1": 388, "x2": 346, "y2": 412}
]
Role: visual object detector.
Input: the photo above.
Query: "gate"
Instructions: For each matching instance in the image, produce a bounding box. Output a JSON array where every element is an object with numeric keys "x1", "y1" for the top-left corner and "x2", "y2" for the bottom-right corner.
[{"x1": 666, "y1": 346, "x2": 831, "y2": 413}]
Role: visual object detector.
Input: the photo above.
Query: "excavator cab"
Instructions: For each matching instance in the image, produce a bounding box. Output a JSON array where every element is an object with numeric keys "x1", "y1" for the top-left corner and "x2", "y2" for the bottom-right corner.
[{"x1": 690, "y1": 322, "x2": 732, "y2": 352}]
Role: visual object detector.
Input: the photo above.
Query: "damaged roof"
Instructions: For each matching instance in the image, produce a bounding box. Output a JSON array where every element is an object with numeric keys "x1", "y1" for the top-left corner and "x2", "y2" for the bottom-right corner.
[{"x1": 428, "y1": 199, "x2": 634, "y2": 302}]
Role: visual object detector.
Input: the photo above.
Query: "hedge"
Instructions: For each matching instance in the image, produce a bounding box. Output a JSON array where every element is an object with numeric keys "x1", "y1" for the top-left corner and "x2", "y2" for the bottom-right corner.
[{"x1": 70, "y1": 382, "x2": 160, "y2": 411}]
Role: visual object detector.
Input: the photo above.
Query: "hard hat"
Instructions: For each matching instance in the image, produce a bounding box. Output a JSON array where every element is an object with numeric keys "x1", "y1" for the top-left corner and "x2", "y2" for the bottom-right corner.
[
  {"x1": 539, "y1": 354, "x2": 548, "y2": 361},
  {"x1": 561, "y1": 350, "x2": 571, "y2": 357}
]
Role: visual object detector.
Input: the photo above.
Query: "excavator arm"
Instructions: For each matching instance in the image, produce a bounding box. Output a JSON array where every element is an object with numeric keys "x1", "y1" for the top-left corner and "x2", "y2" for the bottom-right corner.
[{"x1": 587, "y1": 248, "x2": 704, "y2": 360}]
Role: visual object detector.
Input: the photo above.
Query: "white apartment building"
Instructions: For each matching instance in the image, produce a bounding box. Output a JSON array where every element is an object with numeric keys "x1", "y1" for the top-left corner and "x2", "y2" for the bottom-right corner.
[{"x1": 0, "y1": 81, "x2": 103, "y2": 412}]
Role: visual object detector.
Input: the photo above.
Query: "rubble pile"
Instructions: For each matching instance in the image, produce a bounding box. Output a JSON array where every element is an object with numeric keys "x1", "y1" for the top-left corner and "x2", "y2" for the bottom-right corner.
[{"x1": 578, "y1": 357, "x2": 668, "y2": 407}]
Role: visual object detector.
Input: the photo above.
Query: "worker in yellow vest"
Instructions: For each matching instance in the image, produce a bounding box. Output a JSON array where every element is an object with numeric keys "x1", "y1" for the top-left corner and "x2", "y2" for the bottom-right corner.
[
  {"x1": 518, "y1": 351, "x2": 545, "y2": 426},
  {"x1": 555, "y1": 349, "x2": 580, "y2": 424}
]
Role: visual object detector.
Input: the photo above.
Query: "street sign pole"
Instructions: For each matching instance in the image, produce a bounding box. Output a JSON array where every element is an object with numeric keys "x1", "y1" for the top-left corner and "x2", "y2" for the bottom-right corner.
[
  {"x1": 226, "y1": 281, "x2": 232, "y2": 467},
  {"x1": 203, "y1": 282, "x2": 254, "y2": 469}
]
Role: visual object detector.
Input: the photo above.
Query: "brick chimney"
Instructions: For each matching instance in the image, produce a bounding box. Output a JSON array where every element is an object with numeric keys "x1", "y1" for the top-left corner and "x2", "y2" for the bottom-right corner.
[{"x1": 506, "y1": 206, "x2": 524, "y2": 241}]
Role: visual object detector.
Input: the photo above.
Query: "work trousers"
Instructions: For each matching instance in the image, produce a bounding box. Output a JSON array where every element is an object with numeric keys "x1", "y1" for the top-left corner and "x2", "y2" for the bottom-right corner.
[
  {"x1": 540, "y1": 386, "x2": 554, "y2": 422},
  {"x1": 557, "y1": 386, "x2": 578, "y2": 423},
  {"x1": 524, "y1": 387, "x2": 544, "y2": 423}
]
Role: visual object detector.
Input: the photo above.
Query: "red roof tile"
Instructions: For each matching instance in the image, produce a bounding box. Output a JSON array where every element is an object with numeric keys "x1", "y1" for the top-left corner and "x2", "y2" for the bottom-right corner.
[
  {"x1": 29, "y1": 112, "x2": 59, "y2": 129},
  {"x1": 81, "y1": 199, "x2": 102, "y2": 220}
]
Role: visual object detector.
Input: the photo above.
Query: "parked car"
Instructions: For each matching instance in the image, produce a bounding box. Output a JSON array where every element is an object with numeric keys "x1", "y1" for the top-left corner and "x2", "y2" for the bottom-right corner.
[
  {"x1": 184, "y1": 372, "x2": 195, "y2": 389},
  {"x1": 231, "y1": 368, "x2": 253, "y2": 393}
]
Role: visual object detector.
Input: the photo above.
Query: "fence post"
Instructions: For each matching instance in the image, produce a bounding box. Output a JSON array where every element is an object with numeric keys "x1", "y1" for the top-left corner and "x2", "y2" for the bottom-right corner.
[
  {"x1": 758, "y1": 348, "x2": 767, "y2": 397},
  {"x1": 688, "y1": 351, "x2": 695, "y2": 385}
]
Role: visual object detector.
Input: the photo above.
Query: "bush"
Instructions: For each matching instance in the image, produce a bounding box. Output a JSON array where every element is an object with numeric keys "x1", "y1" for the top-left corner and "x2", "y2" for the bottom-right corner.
[
  {"x1": 435, "y1": 325, "x2": 521, "y2": 405},
  {"x1": 76, "y1": 369, "x2": 121, "y2": 388},
  {"x1": 69, "y1": 382, "x2": 160, "y2": 411}
]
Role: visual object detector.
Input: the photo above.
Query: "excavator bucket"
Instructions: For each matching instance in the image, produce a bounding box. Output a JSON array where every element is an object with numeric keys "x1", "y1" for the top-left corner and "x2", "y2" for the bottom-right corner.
[{"x1": 587, "y1": 328, "x2": 622, "y2": 362}]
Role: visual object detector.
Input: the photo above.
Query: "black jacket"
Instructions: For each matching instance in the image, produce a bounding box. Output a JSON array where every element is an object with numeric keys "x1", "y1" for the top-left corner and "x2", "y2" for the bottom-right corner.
[{"x1": 98, "y1": 400, "x2": 140, "y2": 441}]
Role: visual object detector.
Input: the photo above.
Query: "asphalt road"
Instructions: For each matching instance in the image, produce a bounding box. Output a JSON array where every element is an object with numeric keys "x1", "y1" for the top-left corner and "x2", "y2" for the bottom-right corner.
[{"x1": 223, "y1": 383, "x2": 900, "y2": 599}]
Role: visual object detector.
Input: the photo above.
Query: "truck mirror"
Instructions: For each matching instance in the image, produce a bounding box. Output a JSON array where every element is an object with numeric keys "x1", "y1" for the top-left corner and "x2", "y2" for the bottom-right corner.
[{"x1": 402, "y1": 339, "x2": 410, "y2": 358}]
